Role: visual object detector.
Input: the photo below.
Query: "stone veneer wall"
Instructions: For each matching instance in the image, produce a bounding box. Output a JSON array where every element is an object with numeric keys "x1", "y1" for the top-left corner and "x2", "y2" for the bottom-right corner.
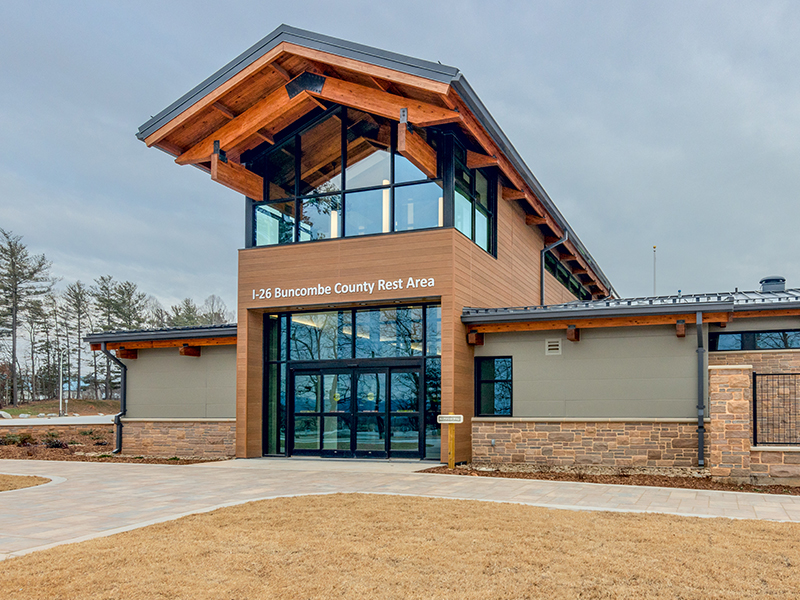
[
  {"x1": 472, "y1": 420, "x2": 708, "y2": 467},
  {"x1": 120, "y1": 419, "x2": 236, "y2": 458},
  {"x1": 709, "y1": 350, "x2": 800, "y2": 373}
]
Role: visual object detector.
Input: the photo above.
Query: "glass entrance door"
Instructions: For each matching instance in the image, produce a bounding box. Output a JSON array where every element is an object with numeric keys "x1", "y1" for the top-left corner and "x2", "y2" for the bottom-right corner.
[{"x1": 290, "y1": 365, "x2": 422, "y2": 458}]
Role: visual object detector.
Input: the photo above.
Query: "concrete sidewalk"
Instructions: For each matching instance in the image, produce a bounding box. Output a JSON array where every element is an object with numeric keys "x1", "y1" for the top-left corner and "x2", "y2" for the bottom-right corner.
[{"x1": 2, "y1": 457, "x2": 800, "y2": 560}]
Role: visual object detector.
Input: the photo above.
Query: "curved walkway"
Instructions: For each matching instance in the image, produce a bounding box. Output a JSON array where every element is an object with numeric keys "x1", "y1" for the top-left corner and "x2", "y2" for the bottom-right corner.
[{"x1": 2, "y1": 457, "x2": 800, "y2": 560}]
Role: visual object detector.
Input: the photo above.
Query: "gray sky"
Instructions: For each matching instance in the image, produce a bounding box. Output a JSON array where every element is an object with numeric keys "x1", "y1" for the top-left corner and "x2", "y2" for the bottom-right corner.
[{"x1": 1, "y1": 1, "x2": 799, "y2": 311}]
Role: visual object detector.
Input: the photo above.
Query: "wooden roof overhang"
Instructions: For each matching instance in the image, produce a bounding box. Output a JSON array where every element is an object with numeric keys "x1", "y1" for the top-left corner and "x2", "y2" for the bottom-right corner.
[
  {"x1": 136, "y1": 25, "x2": 614, "y2": 299},
  {"x1": 86, "y1": 326, "x2": 237, "y2": 358},
  {"x1": 462, "y1": 299, "x2": 800, "y2": 343}
]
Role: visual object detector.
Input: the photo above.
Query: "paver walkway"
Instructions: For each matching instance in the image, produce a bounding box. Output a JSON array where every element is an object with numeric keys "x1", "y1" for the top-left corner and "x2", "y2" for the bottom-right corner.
[{"x1": 2, "y1": 457, "x2": 800, "y2": 560}]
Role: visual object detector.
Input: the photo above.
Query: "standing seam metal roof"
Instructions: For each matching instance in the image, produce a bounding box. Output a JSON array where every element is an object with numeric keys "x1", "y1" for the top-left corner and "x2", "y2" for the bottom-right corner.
[
  {"x1": 136, "y1": 24, "x2": 615, "y2": 296},
  {"x1": 462, "y1": 289, "x2": 800, "y2": 324}
]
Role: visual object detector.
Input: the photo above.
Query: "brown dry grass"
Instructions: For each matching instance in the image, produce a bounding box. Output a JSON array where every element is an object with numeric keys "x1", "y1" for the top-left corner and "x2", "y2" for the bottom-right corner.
[
  {"x1": 0, "y1": 474, "x2": 49, "y2": 492},
  {"x1": 2, "y1": 494, "x2": 800, "y2": 599}
]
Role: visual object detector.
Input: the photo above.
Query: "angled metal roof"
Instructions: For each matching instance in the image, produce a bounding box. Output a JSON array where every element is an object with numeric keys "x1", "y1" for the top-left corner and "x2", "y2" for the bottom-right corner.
[
  {"x1": 85, "y1": 324, "x2": 237, "y2": 344},
  {"x1": 462, "y1": 288, "x2": 800, "y2": 324},
  {"x1": 136, "y1": 25, "x2": 615, "y2": 296}
]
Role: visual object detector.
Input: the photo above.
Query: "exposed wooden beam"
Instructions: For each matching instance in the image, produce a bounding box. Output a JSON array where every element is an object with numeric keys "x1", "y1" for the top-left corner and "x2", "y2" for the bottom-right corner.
[
  {"x1": 283, "y1": 43, "x2": 452, "y2": 94},
  {"x1": 306, "y1": 75, "x2": 460, "y2": 127},
  {"x1": 466, "y1": 150, "x2": 499, "y2": 169},
  {"x1": 116, "y1": 349, "x2": 138, "y2": 360},
  {"x1": 369, "y1": 76, "x2": 390, "y2": 92},
  {"x1": 501, "y1": 186, "x2": 527, "y2": 201},
  {"x1": 525, "y1": 215, "x2": 547, "y2": 226},
  {"x1": 155, "y1": 140, "x2": 185, "y2": 156},
  {"x1": 270, "y1": 61, "x2": 291, "y2": 82},
  {"x1": 255, "y1": 128, "x2": 275, "y2": 144},
  {"x1": 560, "y1": 252, "x2": 578, "y2": 261},
  {"x1": 179, "y1": 345, "x2": 202, "y2": 357},
  {"x1": 90, "y1": 337, "x2": 237, "y2": 352},
  {"x1": 469, "y1": 312, "x2": 733, "y2": 334},
  {"x1": 211, "y1": 102, "x2": 236, "y2": 119},
  {"x1": 144, "y1": 43, "x2": 291, "y2": 147},
  {"x1": 566, "y1": 325, "x2": 580, "y2": 342},
  {"x1": 210, "y1": 154, "x2": 264, "y2": 200},
  {"x1": 397, "y1": 124, "x2": 438, "y2": 179},
  {"x1": 572, "y1": 268, "x2": 589, "y2": 275},
  {"x1": 176, "y1": 84, "x2": 310, "y2": 165},
  {"x1": 676, "y1": 320, "x2": 686, "y2": 338},
  {"x1": 467, "y1": 331, "x2": 484, "y2": 346}
]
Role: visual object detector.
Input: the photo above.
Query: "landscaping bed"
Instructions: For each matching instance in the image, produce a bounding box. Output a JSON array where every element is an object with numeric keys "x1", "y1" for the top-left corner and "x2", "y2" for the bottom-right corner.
[
  {"x1": 421, "y1": 463, "x2": 800, "y2": 495},
  {"x1": 0, "y1": 427, "x2": 219, "y2": 465}
]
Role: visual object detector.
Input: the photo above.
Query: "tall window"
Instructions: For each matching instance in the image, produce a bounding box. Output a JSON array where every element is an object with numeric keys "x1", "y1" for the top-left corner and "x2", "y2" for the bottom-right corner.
[
  {"x1": 453, "y1": 141, "x2": 495, "y2": 254},
  {"x1": 250, "y1": 106, "x2": 443, "y2": 246},
  {"x1": 475, "y1": 357, "x2": 512, "y2": 416}
]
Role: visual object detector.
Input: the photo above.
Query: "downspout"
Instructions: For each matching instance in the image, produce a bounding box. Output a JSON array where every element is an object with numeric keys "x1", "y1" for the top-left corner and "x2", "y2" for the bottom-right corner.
[
  {"x1": 540, "y1": 232, "x2": 568, "y2": 306},
  {"x1": 101, "y1": 342, "x2": 127, "y2": 454},
  {"x1": 695, "y1": 312, "x2": 705, "y2": 467}
]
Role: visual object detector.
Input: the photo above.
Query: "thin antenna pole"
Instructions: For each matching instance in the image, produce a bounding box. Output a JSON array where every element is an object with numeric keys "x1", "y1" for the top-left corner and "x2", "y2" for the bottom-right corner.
[{"x1": 653, "y1": 246, "x2": 657, "y2": 296}]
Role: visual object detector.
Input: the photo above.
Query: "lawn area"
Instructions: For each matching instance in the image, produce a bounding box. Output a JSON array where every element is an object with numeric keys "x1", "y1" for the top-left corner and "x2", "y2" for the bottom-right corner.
[
  {"x1": 2, "y1": 494, "x2": 799, "y2": 599},
  {"x1": 0, "y1": 398, "x2": 120, "y2": 417},
  {"x1": 0, "y1": 474, "x2": 49, "y2": 492}
]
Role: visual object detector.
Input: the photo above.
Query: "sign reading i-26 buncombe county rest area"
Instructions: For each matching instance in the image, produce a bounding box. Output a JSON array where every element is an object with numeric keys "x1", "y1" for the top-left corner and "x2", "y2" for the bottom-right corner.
[{"x1": 252, "y1": 276, "x2": 436, "y2": 300}]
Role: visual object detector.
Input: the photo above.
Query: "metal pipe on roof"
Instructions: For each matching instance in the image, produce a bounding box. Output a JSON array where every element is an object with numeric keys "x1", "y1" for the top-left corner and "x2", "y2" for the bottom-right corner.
[
  {"x1": 695, "y1": 312, "x2": 706, "y2": 468},
  {"x1": 540, "y1": 232, "x2": 568, "y2": 306},
  {"x1": 101, "y1": 343, "x2": 127, "y2": 454}
]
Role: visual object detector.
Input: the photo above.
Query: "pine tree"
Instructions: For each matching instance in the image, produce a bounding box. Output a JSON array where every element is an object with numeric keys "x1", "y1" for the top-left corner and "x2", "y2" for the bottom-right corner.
[
  {"x1": 168, "y1": 298, "x2": 203, "y2": 327},
  {"x1": 64, "y1": 281, "x2": 91, "y2": 400},
  {"x1": 0, "y1": 229, "x2": 52, "y2": 406}
]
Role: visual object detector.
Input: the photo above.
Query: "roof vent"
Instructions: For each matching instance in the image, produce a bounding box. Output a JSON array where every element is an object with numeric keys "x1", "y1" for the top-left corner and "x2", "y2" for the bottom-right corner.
[{"x1": 760, "y1": 276, "x2": 786, "y2": 293}]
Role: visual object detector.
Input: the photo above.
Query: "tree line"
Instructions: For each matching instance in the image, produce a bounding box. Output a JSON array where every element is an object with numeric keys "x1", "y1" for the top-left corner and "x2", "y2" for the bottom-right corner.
[{"x1": 0, "y1": 229, "x2": 234, "y2": 407}]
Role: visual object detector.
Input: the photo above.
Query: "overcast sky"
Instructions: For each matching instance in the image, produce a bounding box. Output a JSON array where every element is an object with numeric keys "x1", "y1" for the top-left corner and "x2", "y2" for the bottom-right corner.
[{"x1": 1, "y1": 1, "x2": 799, "y2": 312}]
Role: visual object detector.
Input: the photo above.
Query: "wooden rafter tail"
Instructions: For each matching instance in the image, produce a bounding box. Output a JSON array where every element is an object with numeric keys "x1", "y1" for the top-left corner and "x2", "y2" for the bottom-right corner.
[
  {"x1": 502, "y1": 186, "x2": 527, "y2": 201},
  {"x1": 525, "y1": 215, "x2": 547, "y2": 226},
  {"x1": 211, "y1": 102, "x2": 235, "y2": 119},
  {"x1": 211, "y1": 154, "x2": 264, "y2": 201},
  {"x1": 466, "y1": 150, "x2": 499, "y2": 169},
  {"x1": 397, "y1": 124, "x2": 437, "y2": 179},
  {"x1": 179, "y1": 345, "x2": 202, "y2": 357},
  {"x1": 269, "y1": 61, "x2": 291, "y2": 82}
]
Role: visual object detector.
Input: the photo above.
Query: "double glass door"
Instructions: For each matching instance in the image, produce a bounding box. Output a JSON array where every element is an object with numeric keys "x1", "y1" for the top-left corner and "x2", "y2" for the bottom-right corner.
[{"x1": 290, "y1": 365, "x2": 422, "y2": 458}]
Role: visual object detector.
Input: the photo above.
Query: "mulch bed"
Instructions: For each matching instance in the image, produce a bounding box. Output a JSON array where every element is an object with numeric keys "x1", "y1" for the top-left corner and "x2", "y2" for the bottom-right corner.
[
  {"x1": 421, "y1": 465, "x2": 800, "y2": 496},
  {"x1": 0, "y1": 427, "x2": 220, "y2": 465}
]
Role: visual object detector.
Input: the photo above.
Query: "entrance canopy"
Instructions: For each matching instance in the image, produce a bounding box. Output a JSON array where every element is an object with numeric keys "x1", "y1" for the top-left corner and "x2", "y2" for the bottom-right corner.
[{"x1": 136, "y1": 24, "x2": 613, "y2": 299}]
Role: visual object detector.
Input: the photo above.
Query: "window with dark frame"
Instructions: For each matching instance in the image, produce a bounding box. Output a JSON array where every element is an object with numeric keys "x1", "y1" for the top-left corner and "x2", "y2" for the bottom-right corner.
[
  {"x1": 475, "y1": 357, "x2": 512, "y2": 416},
  {"x1": 452, "y1": 138, "x2": 495, "y2": 255},
  {"x1": 249, "y1": 105, "x2": 444, "y2": 247},
  {"x1": 709, "y1": 330, "x2": 800, "y2": 351}
]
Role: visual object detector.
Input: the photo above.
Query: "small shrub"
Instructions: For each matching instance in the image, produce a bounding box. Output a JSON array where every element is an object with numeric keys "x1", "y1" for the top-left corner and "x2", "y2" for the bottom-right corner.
[
  {"x1": 44, "y1": 437, "x2": 68, "y2": 449},
  {"x1": 79, "y1": 429, "x2": 94, "y2": 436},
  {"x1": 97, "y1": 454, "x2": 113, "y2": 458},
  {"x1": 14, "y1": 433, "x2": 36, "y2": 447},
  {"x1": 168, "y1": 456, "x2": 181, "y2": 461},
  {"x1": 68, "y1": 440, "x2": 80, "y2": 445},
  {"x1": 94, "y1": 441, "x2": 108, "y2": 446}
]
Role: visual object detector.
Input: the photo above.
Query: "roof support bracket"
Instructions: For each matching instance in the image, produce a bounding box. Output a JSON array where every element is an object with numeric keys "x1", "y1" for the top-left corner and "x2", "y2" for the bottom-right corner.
[
  {"x1": 213, "y1": 140, "x2": 227, "y2": 164},
  {"x1": 566, "y1": 325, "x2": 580, "y2": 342}
]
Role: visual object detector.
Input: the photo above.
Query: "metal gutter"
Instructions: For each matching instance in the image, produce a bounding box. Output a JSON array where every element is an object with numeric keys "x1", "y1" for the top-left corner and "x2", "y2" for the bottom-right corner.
[
  {"x1": 100, "y1": 343, "x2": 127, "y2": 454},
  {"x1": 85, "y1": 325, "x2": 237, "y2": 345},
  {"x1": 695, "y1": 312, "x2": 706, "y2": 467},
  {"x1": 461, "y1": 301, "x2": 735, "y2": 324}
]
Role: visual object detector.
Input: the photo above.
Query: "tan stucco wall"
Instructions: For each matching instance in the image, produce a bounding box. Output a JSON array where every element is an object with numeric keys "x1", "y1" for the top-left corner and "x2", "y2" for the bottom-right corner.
[
  {"x1": 125, "y1": 346, "x2": 236, "y2": 419},
  {"x1": 476, "y1": 325, "x2": 703, "y2": 419}
]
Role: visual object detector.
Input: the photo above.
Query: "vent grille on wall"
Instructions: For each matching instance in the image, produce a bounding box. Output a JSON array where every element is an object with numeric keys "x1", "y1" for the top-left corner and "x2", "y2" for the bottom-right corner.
[{"x1": 545, "y1": 339, "x2": 562, "y2": 356}]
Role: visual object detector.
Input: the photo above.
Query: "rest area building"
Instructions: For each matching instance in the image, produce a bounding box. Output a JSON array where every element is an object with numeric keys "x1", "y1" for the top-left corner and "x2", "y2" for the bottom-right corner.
[{"x1": 87, "y1": 27, "x2": 800, "y2": 483}]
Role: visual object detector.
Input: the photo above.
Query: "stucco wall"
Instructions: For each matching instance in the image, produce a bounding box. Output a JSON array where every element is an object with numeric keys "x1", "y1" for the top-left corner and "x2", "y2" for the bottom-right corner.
[
  {"x1": 125, "y1": 346, "x2": 236, "y2": 419},
  {"x1": 476, "y1": 325, "x2": 703, "y2": 419}
]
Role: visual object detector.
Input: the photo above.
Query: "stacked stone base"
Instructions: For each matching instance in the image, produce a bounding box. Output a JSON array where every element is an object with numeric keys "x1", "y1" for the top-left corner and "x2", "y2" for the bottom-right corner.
[
  {"x1": 120, "y1": 419, "x2": 235, "y2": 458},
  {"x1": 750, "y1": 449, "x2": 800, "y2": 485},
  {"x1": 472, "y1": 419, "x2": 707, "y2": 467}
]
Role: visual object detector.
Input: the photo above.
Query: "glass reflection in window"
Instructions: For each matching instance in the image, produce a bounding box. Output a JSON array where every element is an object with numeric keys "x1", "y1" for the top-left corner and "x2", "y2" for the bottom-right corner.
[
  {"x1": 346, "y1": 109, "x2": 391, "y2": 190},
  {"x1": 255, "y1": 202, "x2": 295, "y2": 246},
  {"x1": 394, "y1": 182, "x2": 443, "y2": 231},
  {"x1": 344, "y1": 188, "x2": 389, "y2": 236},
  {"x1": 454, "y1": 188, "x2": 472, "y2": 238},
  {"x1": 299, "y1": 195, "x2": 341, "y2": 242},
  {"x1": 355, "y1": 307, "x2": 423, "y2": 358},
  {"x1": 299, "y1": 113, "x2": 342, "y2": 196},
  {"x1": 290, "y1": 311, "x2": 353, "y2": 361}
]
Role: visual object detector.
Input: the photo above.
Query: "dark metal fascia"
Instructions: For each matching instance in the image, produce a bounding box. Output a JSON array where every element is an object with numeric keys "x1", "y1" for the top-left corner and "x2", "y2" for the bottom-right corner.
[
  {"x1": 84, "y1": 326, "x2": 237, "y2": 344},
  {"x1": 136, "y1": 24, "x2": 458, "y2": 141},
  {"x1": 461, "y1": 301, "x2": 735, "y2": 324},
  {"x1": 731, "y1": 300, "x2": 800, "y2": 312},
  {"x1": 450, "y1": 74, "x2": 617, "y2": 298}
]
